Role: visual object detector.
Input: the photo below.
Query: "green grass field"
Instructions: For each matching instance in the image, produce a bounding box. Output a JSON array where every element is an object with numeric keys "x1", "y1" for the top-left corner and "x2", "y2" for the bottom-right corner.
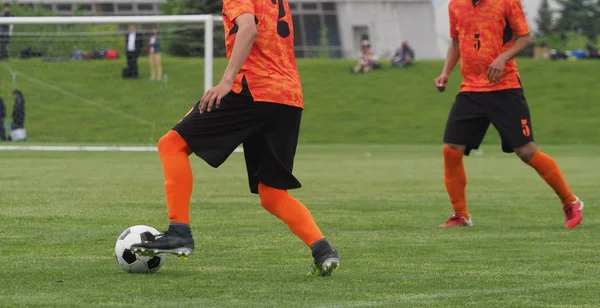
[
  {"x1": 2, "y1": 145, "x2": 599, "y2": 307},
  {"x1": 0, "y1": 57, "x2": 598, "y2": 144},
  {"x1": 1, "y1": 58, "x2": 599, "y2": 306}
]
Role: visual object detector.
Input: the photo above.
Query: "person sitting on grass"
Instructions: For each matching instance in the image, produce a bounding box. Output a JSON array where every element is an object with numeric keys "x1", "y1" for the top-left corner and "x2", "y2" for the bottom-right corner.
[
  {"x1": 391, "y1": 40, "x2": 415, "y2": 68},
  {"x1": 352, "y1": 41, "x2": 380, "y2": 73},
  {"x1": 8, "y1": 89, "x2": 25, "y2": 141}
]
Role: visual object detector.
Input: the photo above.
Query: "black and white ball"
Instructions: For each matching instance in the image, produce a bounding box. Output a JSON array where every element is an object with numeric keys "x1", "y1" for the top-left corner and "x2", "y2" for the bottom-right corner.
[{"x1": 115, "y1": 225, "x2": 166, "y2": 273}]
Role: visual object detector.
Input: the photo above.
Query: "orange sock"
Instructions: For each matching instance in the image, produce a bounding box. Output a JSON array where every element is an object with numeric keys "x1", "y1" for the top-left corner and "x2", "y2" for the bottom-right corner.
[
  {"x1": 527, "y1": 150, "x2": 576, "y2": 205},
  {"x1": 443, "y1": 146, "x2": 469, "y2": 219},
  {"x1": 258, "y1": 183, "x2": 324, "y2": 247},
  {"x1": 158, "y1": 130, "x2": 193, "y2": 225}
]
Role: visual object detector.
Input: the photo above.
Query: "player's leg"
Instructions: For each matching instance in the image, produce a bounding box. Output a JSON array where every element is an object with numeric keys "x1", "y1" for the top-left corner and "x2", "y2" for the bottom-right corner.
[
  {"x1": 441, "y1": 92, "x2": 490, "y2": 227},
  {"x1": 149, "y1": 53, "x2": 156, "y2": 79},
  {"x1": 156, "y1": 53, "x2": 163, "y2": 80},
  {"x1": 243, "y1": 103, "x2": 339, "y2": 276},
  {"x1": 131, "y1": 94, "x2": 264, "y2": 257},
  {"x1": 487, "y1": 89, "x2": 583, "y2": 228}
]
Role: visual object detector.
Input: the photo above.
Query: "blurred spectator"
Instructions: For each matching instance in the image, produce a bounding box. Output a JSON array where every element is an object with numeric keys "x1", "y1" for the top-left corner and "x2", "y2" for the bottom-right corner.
[
  {"x1": 106, "y1": 49, "x2": 119, "y2": 60},
  {"x1": 352, "y1": 41, "x2": 380, "y2": 73},
  {"x1": 0, "y1": 3, "x2": 13, "y2": 61},
  {"x1": 11, "y1": 89, "x2": 24, "y2": 129},
  {"x1": 148, "y1": 26, "x2": 163, "y2": 80},
  {"x1": 0, "y1": 97, "x2": 5, "y2": 141},
  {"x1": 73, "y1": 50, "x2": 84, "y2": 60},
  {"x1": 391, "y1": 40, "x2": 415, "y2": 67},
  {"x1": 8, "y1": 89, "x2": 25, "y2": 141},
  {"x1": 123, "y1": 24, "x2": 143, "y2": 79}
]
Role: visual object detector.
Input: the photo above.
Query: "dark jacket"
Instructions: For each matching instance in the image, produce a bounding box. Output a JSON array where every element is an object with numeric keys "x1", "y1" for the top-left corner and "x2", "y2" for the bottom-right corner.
[
  {"x1": 0, "y1": 98, "x2": 5, "y2": 120},
  {"x1": 0, "y1": 12, "x2": 13, "y2": 35},
  {"x1": 12, "y1": 92, "x2": 24, "y2": 129},
  {"x1": 394, "y1": 46, "x2": 415, "y2": 61},
  {"x1": 125, "y1": 32, "x2": 144, "y2": 55}
]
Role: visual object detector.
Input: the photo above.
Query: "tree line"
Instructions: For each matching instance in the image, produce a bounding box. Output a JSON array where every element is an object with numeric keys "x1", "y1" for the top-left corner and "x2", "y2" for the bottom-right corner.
[{"x1": 536, "y1": 0, "x2": 600, "y2": 50}]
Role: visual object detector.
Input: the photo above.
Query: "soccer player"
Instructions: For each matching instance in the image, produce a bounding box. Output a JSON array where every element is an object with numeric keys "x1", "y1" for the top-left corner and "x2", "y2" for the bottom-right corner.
[
  {"x1": 131, "y1": 0, "x2": 340, "y2": 276},
  {"x1": 435, "y1": 0, "x2": 584, "y2": 228}
]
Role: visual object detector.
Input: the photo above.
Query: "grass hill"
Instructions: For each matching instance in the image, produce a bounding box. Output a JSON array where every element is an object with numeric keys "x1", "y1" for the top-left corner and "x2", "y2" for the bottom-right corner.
[{"x1": 0, "y1": 57, "x2": 598, "y2": 145}]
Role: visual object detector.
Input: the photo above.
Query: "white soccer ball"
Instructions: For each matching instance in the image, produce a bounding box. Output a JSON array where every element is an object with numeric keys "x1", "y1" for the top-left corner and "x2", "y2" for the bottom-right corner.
[{"x1": 114, "y1": 225, "x2": 166, "y2": 273}]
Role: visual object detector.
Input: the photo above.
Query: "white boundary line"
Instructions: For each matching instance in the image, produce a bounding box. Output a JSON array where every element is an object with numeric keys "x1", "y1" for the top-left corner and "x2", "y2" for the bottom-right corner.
[{"x1": 0, "y1": 145, "x2": 243, "y2": 153}]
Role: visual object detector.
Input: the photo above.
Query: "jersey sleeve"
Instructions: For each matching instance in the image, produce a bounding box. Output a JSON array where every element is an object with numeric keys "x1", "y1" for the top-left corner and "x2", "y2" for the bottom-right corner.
[
  {"x1": 222, "y1": 0, "x2": 255, "y2": 21},
  {"x1": 506, "y1": 0, "x2": 530, "y2": 36},
  {"x1": 448, "y1": 4, "x2": 458, "y2": 39}
]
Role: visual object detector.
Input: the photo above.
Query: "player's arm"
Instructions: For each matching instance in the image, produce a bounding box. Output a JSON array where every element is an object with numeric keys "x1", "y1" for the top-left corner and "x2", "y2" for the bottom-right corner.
[
  {"x1": 199, "y1": 4, "x2": 258, "y2": 114},
  {"x1": 441, "y1": 38, "x2": 460, "y2": 77},
  {"x1": 498, "y1": 34, "x2": 533, "y2": 61},
  {"x1": 488, "y1": 0, "x2": 532, "y2": 83},
  {"x1": 435, "y1": 4, "x2": 460, "y2": 92},
  {"x1": 221, "y1": 13, "x2": 258, "y2": 86}
]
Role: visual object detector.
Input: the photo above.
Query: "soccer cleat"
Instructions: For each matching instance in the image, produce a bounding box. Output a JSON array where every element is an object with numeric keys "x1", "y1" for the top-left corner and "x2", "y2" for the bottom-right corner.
[
  {"x1": 439, "y1": 215, "x2": 473, "y2": 227},
  {"x1": 309, "y1": 239, "x2": 340, "y2": 277},
  {"x1": 130, "y1": 226, "x2": 194, "y2": 258},
  {"x1": 563, "y1": 197, "x2": 584, "y2": 229}
]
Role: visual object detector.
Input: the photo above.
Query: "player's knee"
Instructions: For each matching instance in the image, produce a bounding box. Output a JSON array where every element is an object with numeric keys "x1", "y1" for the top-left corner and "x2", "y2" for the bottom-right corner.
[
  {"x1": 443, "y1": 143, "x2": 466, "y2": 154},
  {"x1": 158, "y1": 130, "x2": 189, "y2": 156},
  {"x1": 157, "y1": 134, "x2": 173, "y2": 155},
  {"x1": 515, "y1": 142, "x2": 537, "y2": 162},
  {"x1": 258, "y1": 183, "x2": 279, "y2": 208}
]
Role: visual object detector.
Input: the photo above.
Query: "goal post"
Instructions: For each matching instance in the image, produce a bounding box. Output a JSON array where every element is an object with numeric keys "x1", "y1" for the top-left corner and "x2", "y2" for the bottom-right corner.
[{"x1": 0, "y1": 14, "x2": 223, "y2": 92}]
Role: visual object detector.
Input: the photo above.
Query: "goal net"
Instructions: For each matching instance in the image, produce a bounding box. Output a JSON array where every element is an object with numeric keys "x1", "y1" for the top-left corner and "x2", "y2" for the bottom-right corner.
[{"x1": 0, "y1": 15, "x2": 223, "y2": 145}]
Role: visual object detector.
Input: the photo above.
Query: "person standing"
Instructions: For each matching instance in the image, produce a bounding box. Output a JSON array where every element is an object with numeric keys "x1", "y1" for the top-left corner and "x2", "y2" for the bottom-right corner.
[
  {"x1": 0, "y1": 3, "x2": 14, "y2": 61},
  {"x1": 435, "y1": 0, "x2": 583, "y2": 228},
  {"x1": 123, "y1": 24, "x2": 143, "y2": 78},
  {"x1": 148, "y1": 26, "x2": 163, "y2": 80},
  {"x1": 130, "y1": 0, "x2": 340, "y2": 277}
]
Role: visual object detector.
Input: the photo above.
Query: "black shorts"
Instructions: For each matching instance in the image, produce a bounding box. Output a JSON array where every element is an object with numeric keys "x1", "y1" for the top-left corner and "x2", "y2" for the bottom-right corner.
[
  {"x1": 443, "y1": 88, "x2": 534, "y2": 155},
  {"x1": 172, "y1": 92, "x2": 302, "y2": 194}
]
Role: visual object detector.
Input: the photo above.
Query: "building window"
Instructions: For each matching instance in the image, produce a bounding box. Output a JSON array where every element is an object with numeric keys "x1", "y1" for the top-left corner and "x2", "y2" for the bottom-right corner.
[
  {"x1": 97, "y1": 3, "x2": 114, "y2": 13},
  {"x1": 57, "y1": 3, "x2": 72, "y2": 12},
  {"x1": 77, "y1": 4, "x2": 92, "y2": 12},
  {"x1": 138, "y1": 3, "x2": 155, "y2": 11},
  {"x1": 325, "y1": 14, "x2": 341, "y2": 57},
  {"x1": 302, "y1": 15, "x2": 321, "y2": 46},
  {"x1": 292, "y1": 14, "x2": 305, "y2": 58},
  {"x1": 289, "y1": 1, "x2": 341, "y2": 58},
  {"x1": 322, "y1": 2, "x2": 336, "y2": 12},
  {"x1": 301, "y1": 3, "x2": 318, "y2": 10},
  {"x1": 117, "y1": 3, "x2": 133, "y2": 11}
]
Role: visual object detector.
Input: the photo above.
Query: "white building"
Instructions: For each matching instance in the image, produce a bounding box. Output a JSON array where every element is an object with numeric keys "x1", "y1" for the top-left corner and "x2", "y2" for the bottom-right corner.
[
  {"x1": 13, "y1": 0, "x2": 440, "y2": 59},
  {"x1": 15, "y1": 0, "x2": 162, "y2": 16},
  {"x1": 289, "y1": 0, "x2": 440, "y2": 59}
]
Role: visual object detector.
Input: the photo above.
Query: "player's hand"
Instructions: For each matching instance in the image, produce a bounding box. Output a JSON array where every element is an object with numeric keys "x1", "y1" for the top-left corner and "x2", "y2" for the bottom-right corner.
[
  {"x1": 488, "y1": 55, "x2": 508, "y2": 84},
  {"x1": 199, "y1": 80, "x2": 233, "y2": 114},
  {"x1": 434, "y1": 74, "x2": 449, "y2": 92}
]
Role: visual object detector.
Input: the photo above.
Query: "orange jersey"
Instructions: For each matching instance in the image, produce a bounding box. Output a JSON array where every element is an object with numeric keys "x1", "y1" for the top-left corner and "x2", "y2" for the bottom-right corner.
[
  {"x1": 222, "y1": 0, "x2": 303, "y2": 109},
  {"x1": 449, "y1": 0, "x2": 530, "y2": 92}
]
